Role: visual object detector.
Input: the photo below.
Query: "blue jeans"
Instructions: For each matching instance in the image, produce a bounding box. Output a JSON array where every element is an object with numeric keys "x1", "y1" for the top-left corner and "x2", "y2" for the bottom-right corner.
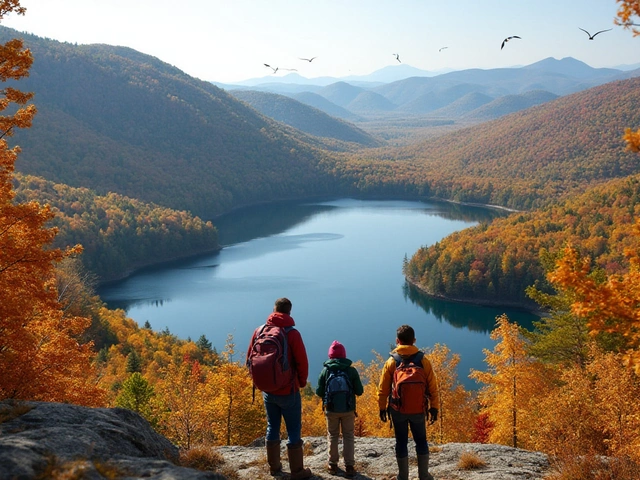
[
  {"x1": 263, "y1": 390, "x2": 302, "y2": 445},
  {"x1": 390, "y1": 409, "x2": 429, "y2": 458}
]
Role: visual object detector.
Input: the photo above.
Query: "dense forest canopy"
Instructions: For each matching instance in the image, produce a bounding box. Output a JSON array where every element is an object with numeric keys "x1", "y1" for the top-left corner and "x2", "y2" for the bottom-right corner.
[
  {"x1": 14, "y1": 174, "x2": 219, "y2": 281},
  {"x1": 405, "y1": 175, "x2": 640, "y2": 308}
]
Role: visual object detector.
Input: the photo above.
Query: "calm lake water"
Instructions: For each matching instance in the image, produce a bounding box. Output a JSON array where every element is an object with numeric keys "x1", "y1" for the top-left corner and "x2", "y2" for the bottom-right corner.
[{"x1": 98, "y1": 198, "x2": 538, "y2": 389}]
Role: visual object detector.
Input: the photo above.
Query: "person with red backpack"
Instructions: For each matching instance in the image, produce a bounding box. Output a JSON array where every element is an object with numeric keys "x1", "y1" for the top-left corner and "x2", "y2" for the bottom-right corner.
[
  {"x1": 377, "y1": 325, "x2": 440, "y2": 480},
  {"x1": 246, "y1": 298, "x2": 312, "y2": 479},
  {"x1": 315, "y1": 340, "x2": 364, "y2": 478}
]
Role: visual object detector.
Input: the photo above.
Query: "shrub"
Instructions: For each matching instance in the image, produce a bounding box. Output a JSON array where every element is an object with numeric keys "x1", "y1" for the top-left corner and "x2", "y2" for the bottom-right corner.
[
  {"x1": 457, "y1": 451, "x2": 488, "y2": 470},
  {"x1": 545, "y1": 454, "x2": 640, "y2": 480}
]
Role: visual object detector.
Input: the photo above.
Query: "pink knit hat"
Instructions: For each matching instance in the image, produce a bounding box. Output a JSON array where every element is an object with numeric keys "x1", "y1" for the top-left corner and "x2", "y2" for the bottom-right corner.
[{"x1": 328, "y1": 340, "x2": 346, "y2": 359}]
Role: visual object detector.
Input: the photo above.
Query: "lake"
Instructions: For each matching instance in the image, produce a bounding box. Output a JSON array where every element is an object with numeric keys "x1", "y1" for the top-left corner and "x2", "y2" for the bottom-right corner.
[{"x1": 98, "y1": 198, "x2": 538, "y2": 389}]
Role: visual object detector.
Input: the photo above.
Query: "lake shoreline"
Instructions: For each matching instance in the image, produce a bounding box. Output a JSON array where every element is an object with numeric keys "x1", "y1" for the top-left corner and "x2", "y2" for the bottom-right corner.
[
  {"x1": 404, "y1": 277, "x2": 545, "y2": 317},
  {"x1": 97, "y1": 245, "x2": 222, "y2": 286},
  {"x1": 98, "y1": 194, "x2": 520, "y2": 288}
]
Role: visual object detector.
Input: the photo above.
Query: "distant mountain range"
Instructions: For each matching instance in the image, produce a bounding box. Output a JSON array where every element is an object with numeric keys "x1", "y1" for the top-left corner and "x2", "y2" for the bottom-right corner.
[
  {"x1": 218, "y1": 57, "x2": 639, "y2": 124},
  {"x1": 215, "y1": 64, "x2": 453, "y2": 89}
]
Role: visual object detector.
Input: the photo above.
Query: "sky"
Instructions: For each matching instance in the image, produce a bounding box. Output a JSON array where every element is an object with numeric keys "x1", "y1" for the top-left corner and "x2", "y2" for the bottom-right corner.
[{"x1": 3, "y1": 0, "x2": 639, "y2": 84}]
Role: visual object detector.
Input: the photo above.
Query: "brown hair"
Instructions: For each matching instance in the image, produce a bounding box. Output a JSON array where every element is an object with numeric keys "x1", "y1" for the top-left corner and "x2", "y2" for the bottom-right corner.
[
  {"x1": 396, "y1": 325, "x2": 415, "y2": 345},
  {"x1": 274, "y1": 297, "x2": 292, "y2": 314}
]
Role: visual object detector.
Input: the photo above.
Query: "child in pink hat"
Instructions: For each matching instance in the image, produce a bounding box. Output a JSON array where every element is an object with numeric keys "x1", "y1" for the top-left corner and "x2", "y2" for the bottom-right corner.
[{"x1": 316, "y1": 341, "x2": 364, "y2": 477}]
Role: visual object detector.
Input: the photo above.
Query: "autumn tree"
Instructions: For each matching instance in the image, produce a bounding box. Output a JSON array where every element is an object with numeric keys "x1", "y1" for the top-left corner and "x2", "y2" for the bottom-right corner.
[
  {"x1": 205, "y1": 335, "x2": 264, "y2": 446},
  {"x1": 351, "y1": 354, "x2": 394, "y2": 438},
  {"x1": 548, "y1": 226, "x2": 640, "y2": 372},
  {"x1": 615, "y1": 0, "x2": 640, "y2": 36},
  {"x1": 156, "y1": 358, "x2": 213, "y2": 448},
  {"x1": 0, "y1": 1, "x2": 104, "y2": 405},
  {"x1": 470, "y1": 315, "x2": 554, "y2": 449},
  {"x1": 425, "y1": 344, "x2": 475, "y2": 443}
]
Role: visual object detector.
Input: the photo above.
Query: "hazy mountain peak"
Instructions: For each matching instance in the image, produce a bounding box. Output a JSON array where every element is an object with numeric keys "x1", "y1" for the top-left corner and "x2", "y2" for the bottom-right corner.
[{"x1": 523, "y1": 56, "x2": 620, "y2": 78}]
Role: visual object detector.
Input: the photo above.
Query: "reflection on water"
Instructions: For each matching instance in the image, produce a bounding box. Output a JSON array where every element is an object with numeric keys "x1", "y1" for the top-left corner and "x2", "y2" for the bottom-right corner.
[
  {"x1": 213, "y1": 200, "x2": 338, "y2": 246},
  {"x1": 403, "y1": 282, "x2": 537, "y2": 333}
]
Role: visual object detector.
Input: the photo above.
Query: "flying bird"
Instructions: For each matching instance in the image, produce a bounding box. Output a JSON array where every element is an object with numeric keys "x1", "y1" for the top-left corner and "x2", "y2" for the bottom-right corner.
[
  {"x1": 299, "y1": 57, "x2": 317, "y2": 62},
  {"x1": 439, "y1": 46, "x2": 449, "y2": 52},
  {"x1": 393, "y1": 53, "x2": 401, "y2": 63},
  {"x1": 501, "y1": 36, "x2": 521, "y2": 50},
  {"x1": 579, "y1": 27, "x2": 612, "y2": 39},
  {"x1": 263, "y1": 64, "x2": 297, "y2": 74}
]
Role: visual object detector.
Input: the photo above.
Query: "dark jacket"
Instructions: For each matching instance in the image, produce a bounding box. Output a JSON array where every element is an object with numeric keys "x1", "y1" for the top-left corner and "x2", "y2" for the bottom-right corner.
[
  {"x1": 315, "y1": 358, "x2": 364, "y2": 412},
  {"x1": 246, "y1": 312, "x2": 309, "y2": 395}
]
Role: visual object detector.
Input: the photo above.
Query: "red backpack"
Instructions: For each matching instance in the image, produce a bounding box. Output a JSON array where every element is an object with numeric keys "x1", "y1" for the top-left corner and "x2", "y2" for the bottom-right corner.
[
  {"x1": 389, "y1": 351, "x2": 429, "y2": 414},
  {"x1": 247, "y1": 324, "x2": 295, "y2": 394}
]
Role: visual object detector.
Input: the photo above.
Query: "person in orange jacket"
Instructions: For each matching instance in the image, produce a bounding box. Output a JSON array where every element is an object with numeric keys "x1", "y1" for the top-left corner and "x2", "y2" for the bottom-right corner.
[{"x1": 377, "y1": 325, "x2": 439, "y2": 480}]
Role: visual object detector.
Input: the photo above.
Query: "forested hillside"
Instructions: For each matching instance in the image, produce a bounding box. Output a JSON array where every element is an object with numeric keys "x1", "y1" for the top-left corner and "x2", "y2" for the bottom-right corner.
[
  {"x1": 229, "y1": 90, "x2": 380, "y2": 147},
  {"x1": 5, "y1": 25, "x2": 640, "y2": 221},
  {"x1": 334, "y1": 76, "x2": 640, "y2": 210},
  {"x1": 14, "y1": 174, "x2": 218, "y2": 281},
  {"x1": 0, "y1": 27, "x2": 340, "y2": 219},
  {"x1": 404, "y1": 175, "x2": 640, "y2": 308}
]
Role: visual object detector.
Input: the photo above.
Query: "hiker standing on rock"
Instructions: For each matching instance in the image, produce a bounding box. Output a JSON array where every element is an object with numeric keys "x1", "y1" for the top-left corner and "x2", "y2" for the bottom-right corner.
[
  {"x1": 377, "y1": 325, "x2": 440, "y2": 480},
  {"x1": 315, "y1": 340, "x2": 364, "y2": 478},
  {"x1": 246, "y1": 297, "x2": 312, "y2": 479}
]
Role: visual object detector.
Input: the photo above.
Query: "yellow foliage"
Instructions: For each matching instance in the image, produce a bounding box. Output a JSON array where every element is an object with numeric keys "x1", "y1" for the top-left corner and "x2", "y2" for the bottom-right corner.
[
  {"x1": 471, "y1": 315, "x2": 555, "y2": 449},
  {"x1": 623, "y1": 127, "x2": 640, "y2": 153}
]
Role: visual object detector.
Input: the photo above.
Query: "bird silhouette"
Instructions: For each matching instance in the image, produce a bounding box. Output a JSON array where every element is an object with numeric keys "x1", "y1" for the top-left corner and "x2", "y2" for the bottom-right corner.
[
  {"x1": 579, "y1": 27, "x2": 612, "y2": 39},
  {"x1": 264, "y1": 64, "x2": 297, "y2": 74},
  {"x1": 299, "y1": 57, "x2": 317, "y2": 62},
  {"x1": 393, "y1": 53, "x2": 401, "y2": 63},
  {"x1": 501, "y1": 36, "x2": 521, "y2": 50},
  {"x1": 439, "y1": 46, "x2": 449, "y2": 52}
]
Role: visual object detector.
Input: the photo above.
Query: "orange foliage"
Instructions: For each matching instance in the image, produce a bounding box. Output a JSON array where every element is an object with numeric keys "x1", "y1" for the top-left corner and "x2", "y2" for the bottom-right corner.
[
  {"x1": 547, "y1": 222, "x2": 640, "y2": 372},
  {"x1": 0, "y1": 2, "x2": 103, "y2": 405},
  {"x1": 529, "y1": 347, "x2": 640, "y2": 461},
  {"x1": 615, "y1": 0, "x2": 640, "y2": 36},
  {"x1": 624, "y1": 127, "x2": 640, "y2": 152}
]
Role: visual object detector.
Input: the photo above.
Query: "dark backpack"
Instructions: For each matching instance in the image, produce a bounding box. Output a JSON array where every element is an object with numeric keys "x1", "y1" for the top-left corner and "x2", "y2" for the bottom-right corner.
[
  {"x1": 389, "y1": 351, "x2": 429, "y2": 414},
  {"x1": 246, "y1": 324, "x2": 295, "y2": 393},
  {"x1": 323, "y1": 368, "x2": 354, "y2": 413}
]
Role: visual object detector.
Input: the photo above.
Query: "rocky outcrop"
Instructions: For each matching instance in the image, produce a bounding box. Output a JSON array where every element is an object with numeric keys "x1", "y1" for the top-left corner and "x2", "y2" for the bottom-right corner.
[
  {"x1": 0, "y1": 400, "x2": 224, "y2": 479},
  {"x1": 219, "y1": 436, "x2": 550, "y2": 479},
  {"x1": 0, "y1": 400, "x2": 550, "y2": 479}
]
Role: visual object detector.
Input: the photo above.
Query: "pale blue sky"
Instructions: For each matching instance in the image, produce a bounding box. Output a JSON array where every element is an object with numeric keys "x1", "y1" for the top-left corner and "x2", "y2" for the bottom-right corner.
[{"x1": 3, "y1": 0, "x2": 639, "y2": 83}]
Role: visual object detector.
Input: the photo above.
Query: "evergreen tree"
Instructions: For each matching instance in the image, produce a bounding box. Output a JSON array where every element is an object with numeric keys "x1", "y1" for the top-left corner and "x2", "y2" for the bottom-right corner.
[
  {"x1": 115, "y1": 372, "x2": 156, "y2": 425},
  {"x1": 126, "y1": 350, "x2": 142, "y2": 373},
  {"x1": 196, "y1": 334, "x2": 212, "y2": 352}
]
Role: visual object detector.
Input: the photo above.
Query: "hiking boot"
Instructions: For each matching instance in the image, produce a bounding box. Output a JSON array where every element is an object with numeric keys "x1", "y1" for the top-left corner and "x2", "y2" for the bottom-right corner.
[
  {"x1": 287, "y1": 441, "x2": 312, "y2": 479},
  {"x1": 396, "y1": 456, "x2": 409, "y2": 480},
  {"x1": 266, "y1": 440, "x2": 282, "y2": 476},
  {"x1": 417, "y1": 453, "x2": 434, "y2": 480},
  {"x1": 345, "y1": 464, "x2": 356, "y2": 478},
  {"x1": 328, "y1": 463, "x2": 339, "y2": 475}
]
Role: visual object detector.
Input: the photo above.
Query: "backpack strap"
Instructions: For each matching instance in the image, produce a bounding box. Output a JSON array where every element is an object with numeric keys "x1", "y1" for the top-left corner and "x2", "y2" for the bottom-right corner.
[{"x1": 392, "y1": 351, "x2": 424, "y2": 367}]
